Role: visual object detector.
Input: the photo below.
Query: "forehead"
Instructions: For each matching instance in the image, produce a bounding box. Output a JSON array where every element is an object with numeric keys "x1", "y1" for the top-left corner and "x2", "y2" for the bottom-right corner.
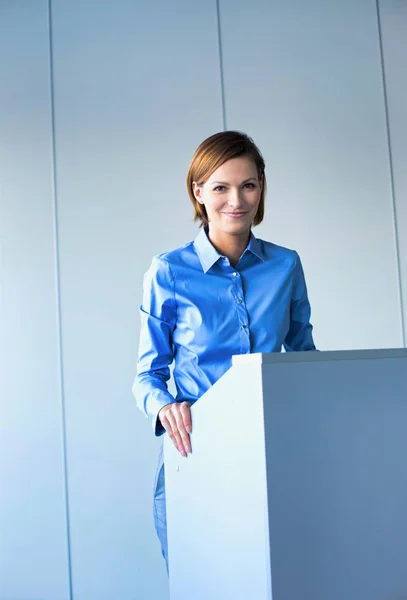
[{"x1": 206, "y1": 156, "x2": 258, "y2": 182}]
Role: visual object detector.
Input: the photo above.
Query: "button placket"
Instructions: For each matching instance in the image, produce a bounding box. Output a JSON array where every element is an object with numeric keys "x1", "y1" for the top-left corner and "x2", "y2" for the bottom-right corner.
[{"x1": 231, "y1": 270, "x2": 250, "y2": 352}]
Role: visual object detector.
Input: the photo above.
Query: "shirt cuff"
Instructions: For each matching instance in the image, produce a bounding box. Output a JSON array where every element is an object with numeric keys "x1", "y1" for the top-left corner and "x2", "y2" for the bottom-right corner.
[{"x1": 147, "y1": 390, "x2": 175, "y2": 437}]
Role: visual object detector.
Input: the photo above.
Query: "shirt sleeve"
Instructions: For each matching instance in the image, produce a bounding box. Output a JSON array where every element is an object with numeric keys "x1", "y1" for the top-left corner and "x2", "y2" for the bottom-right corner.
[
  {"x1": 132, "y1": 256, "x2": 177, "y2": 436},
  {"x1": 283, "y1": 252, "x2": 317, "y2": 352}
]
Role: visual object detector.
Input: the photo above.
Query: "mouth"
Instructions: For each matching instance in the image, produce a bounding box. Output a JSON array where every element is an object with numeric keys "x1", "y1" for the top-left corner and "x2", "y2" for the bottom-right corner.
[{"x1": 222, "y1": 212, "x2": 248, "y2": 219}]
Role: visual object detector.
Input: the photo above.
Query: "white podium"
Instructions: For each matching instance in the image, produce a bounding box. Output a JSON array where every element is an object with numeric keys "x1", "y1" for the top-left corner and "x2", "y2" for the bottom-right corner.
[{"x1": 164, "y1": 349, "x2": 407, "y2": 600}]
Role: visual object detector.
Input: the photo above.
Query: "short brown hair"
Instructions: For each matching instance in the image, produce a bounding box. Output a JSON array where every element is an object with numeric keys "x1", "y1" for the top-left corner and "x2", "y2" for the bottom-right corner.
[{"x1": 186, "y1": 131, "x2": 267, "y2": 227}]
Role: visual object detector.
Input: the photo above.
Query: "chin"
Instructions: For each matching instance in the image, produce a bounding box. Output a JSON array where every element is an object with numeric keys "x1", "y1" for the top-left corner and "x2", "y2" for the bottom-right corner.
[{"x1": 224, "y1": 223, "x2": 252, "y2": 235}]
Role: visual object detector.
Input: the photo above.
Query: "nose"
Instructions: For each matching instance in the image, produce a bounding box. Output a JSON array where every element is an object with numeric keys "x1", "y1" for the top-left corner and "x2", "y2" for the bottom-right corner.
[{"x1": 227, "y1": 188, "x2": 243, "y2": 208}]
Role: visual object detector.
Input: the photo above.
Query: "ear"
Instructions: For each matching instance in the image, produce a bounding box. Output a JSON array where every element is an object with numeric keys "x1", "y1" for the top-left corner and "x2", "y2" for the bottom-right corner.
[{"x1": 192, "y1": 181, "x2": 204, "y2": 203}]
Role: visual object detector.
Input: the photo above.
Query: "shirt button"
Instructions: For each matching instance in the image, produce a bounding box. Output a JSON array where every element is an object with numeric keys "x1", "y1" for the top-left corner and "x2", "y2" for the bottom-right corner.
[
  {"x1": 237, "y1": 299, "x2": 242, "y2": 304},
  {"x1": 232, "y1": 272, "x2": 237, "y2": 277},
  {"x1": 242, "y1": 324, "x2": 247, "y2": 329}
]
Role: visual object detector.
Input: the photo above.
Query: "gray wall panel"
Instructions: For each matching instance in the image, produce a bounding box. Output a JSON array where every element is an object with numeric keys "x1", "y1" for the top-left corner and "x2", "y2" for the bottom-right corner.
[
  {"x1": 50, "y1": 1, "x2": 222, "y2": 597},
  {"x1": 379, "y1": 0, "x2": 407, "y2": 346},
  {"x1": 219, "y1": 0, "x2": 403, "y2": 351},
  {"x1": 0, "y1": 2, "x2": 70, "y2": 599},
  {"x1": 2, "y1": 1, "x2": 406, "y2": 597}
]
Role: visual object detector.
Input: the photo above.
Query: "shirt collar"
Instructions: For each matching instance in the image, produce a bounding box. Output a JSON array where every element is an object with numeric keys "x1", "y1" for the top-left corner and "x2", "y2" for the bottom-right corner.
[
  {"x1": 246, "y1": 232, "x2": 266, "y2": 263},
  {"x1": 193, "y1": 227, "x2": 266, "y2": 273}
]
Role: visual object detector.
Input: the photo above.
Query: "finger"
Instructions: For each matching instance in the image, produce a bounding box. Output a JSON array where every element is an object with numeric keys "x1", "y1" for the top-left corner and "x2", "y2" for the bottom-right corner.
[
  {"x1": 159, "y1": 409, "x2": 180, "y2": 449},
  {"x1": 174, "y1": 406, "x2": 191, "y2": 455},
  {"x1": 180, "y1": 402, "x2": 192, "y2": 434},
  {"x1": 179, "y1": 403, "x2": 192, "y2": 453},
  {"x1": 166, "y1": 410, "x2": 186, "y2": 456},
  {"x1": 159, "y1": 404, "x2": 190, "y2": 456}
]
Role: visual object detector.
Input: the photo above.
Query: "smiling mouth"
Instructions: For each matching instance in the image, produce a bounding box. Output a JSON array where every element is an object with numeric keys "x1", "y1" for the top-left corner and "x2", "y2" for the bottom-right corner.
[{"x1": 222, "y1": 212, "x2": 247, "y2": 218}]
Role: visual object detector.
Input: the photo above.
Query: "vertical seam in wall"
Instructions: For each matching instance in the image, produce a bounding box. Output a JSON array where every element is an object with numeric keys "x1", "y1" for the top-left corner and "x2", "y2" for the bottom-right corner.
[
  {"x1": 47, "y1": 1, "x2": 74, "y2": 598},
  {"x1": 215, "y1": 0, "x2": 227, "y2": 130},
  {"x1": 375, "y1": 0, "x2": 406, "y2": 347}
]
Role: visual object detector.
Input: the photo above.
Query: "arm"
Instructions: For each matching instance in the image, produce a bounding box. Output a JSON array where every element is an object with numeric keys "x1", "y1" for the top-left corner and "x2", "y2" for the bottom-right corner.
[
  {"x1": 132, "y1": 256, "x2": 176, "y2": 436},
  {"x1": 283, "y1": 252, "x2": 317, "y2": 352}
]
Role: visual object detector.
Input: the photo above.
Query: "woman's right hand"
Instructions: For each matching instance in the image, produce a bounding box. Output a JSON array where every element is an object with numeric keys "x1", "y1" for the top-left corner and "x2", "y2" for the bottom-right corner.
[{"x1": 158, "y1": 401, "x2": 192, "y2": 457}]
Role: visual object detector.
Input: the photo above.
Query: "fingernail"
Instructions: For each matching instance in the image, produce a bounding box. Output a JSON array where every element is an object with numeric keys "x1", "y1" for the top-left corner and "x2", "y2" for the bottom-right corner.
[{"x1": 185, "y1": 445, "x2": 191, "y2": 454}]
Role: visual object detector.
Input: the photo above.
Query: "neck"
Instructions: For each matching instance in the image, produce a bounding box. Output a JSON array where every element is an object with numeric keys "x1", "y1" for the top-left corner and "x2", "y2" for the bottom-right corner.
[{"x1": 207, "y1": 227, "x2": 251, "y2": 267}]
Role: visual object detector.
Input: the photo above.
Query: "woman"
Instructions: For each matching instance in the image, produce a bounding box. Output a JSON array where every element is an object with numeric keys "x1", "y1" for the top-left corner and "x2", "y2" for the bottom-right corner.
[{"x1": 133, "y1": 130, "x2": 316, "y2": 571}]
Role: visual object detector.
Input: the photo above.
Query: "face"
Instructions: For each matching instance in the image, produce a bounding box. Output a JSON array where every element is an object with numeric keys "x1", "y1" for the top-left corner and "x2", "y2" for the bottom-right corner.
[{"x1": 192, "y1": 156, "x2": 262, "y2": 240}]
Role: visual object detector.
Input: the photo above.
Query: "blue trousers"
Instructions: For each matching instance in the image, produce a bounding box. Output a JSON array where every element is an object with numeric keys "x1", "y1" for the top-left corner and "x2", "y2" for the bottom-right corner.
[{"x1": 153, "y1": 443, "x2": 168, "y2": 572}]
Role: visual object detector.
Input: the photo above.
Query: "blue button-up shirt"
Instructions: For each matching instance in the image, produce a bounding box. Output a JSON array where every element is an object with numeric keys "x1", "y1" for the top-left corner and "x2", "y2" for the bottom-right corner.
[{"x1": 134, "y1": 227, "x2": 316, "y2": 435}]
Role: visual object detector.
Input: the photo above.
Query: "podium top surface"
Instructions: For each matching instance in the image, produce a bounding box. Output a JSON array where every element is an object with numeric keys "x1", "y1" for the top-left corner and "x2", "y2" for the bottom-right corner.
[{"x1": 232, "y1": 348, "x2": 407, "y2": 366}]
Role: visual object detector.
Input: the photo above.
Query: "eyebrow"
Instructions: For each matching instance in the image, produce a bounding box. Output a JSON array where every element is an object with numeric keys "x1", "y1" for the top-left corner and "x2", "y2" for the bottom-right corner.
[{"x1": 210, "y1": 177, "x2": 257, "y2": 185}]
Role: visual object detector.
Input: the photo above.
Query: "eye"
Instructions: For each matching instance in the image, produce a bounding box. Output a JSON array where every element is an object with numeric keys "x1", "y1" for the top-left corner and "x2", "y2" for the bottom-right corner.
[
  {"x1": 213, "y1": 185, "x2": 226, "y2": 192},
  {"x1": 243, "y1": 182, "x2": 256, "y2": 189}
]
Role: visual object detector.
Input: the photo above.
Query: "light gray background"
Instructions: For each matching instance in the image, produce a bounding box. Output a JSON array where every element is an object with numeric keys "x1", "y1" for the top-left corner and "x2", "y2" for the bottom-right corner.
[{"x1": 0, "y1": 1, "x2": 406, "y2": 599}]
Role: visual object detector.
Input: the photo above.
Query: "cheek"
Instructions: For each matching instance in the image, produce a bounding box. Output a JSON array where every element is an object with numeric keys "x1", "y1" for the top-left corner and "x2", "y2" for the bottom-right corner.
[
  {"x1": 247, "y1": 192, "x2": 261, "y2": 209},
  {"x1": 204, "y1": 197, "x2": 224, "y2": 214}
]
